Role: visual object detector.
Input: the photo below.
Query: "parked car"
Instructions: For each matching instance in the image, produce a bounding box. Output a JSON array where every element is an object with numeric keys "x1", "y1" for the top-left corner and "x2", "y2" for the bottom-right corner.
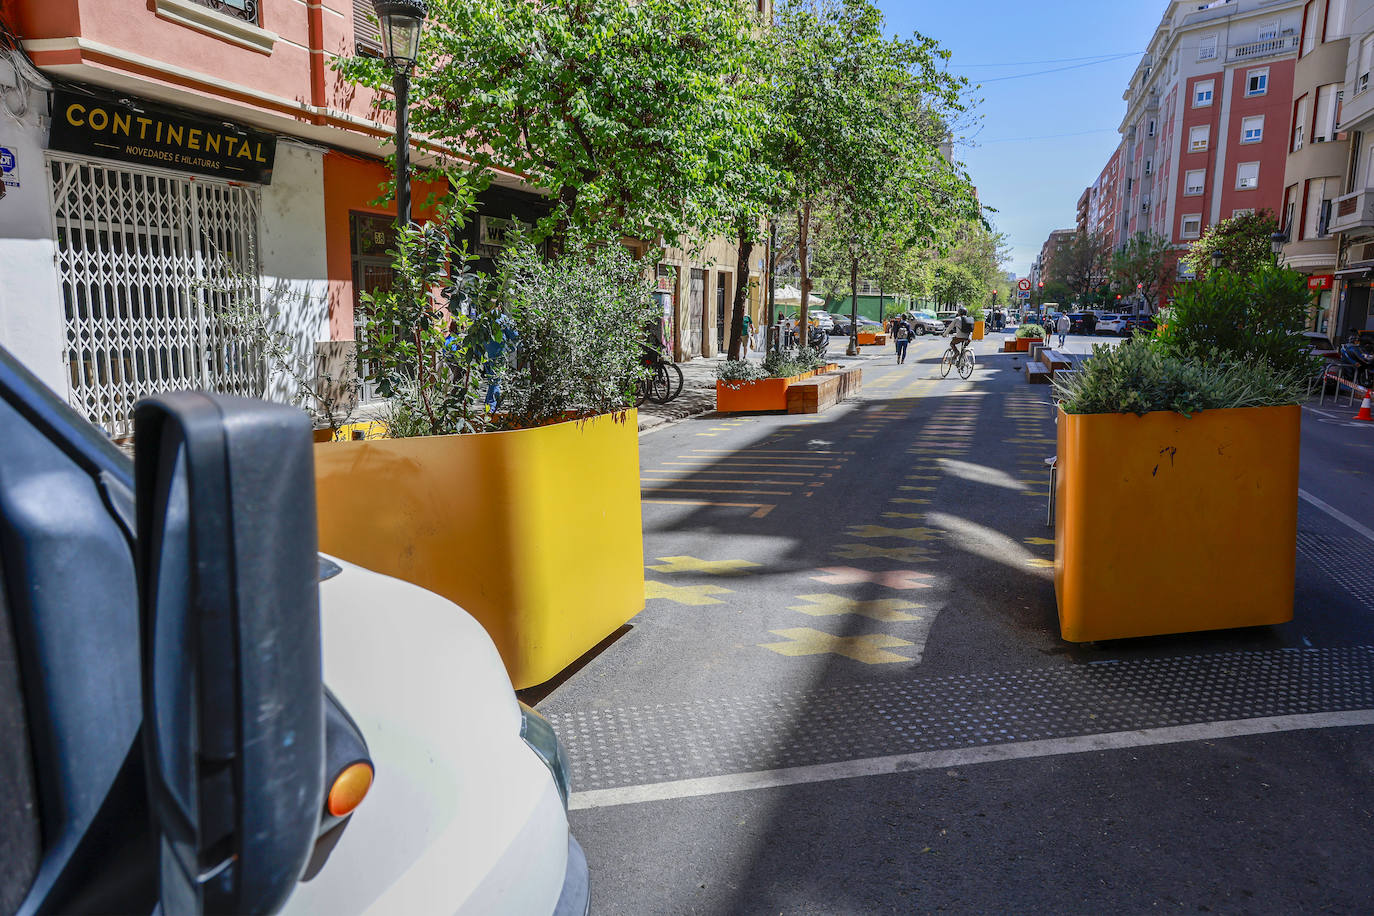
[
  {"x1": 909, "y1": 311, "x2": 946, "y2": 335},
  {"x1": 0, "y1": 345, "x2": 589, "y2": 916},
  {"x1": 1123, "y1": 313, "x2": 1158, "y2": 334},
  {"x1": 1068, "y1": 312, "x2": 1098, "y2": 334},
  {"x1": 1094, "y1": 314, "x2": 1128, "y2": 335},
  {"x1": 809, "y1": 310, "x2": 835, "y2": 332},
  {"x1": 830, "y1": 316, "x2": 852, "y2": 335}
]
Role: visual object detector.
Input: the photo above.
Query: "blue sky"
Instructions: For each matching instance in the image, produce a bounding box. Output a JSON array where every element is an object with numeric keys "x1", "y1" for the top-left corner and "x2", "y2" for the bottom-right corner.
[{"x1": 877, "y1": 1, "x2": 1169, "y2": 277}]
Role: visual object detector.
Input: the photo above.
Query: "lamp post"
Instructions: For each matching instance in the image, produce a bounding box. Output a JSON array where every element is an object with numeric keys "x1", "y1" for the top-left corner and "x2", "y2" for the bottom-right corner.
[
  {"x1": 1210, "y1": 248, "x2": 1224, "y2": 273},
  {"x1": 1270, "y1": 230, "x2": 1286, "y2": 266},
  {"x1": 372, "y1": 0, "x2": 428, "y2": 227}
]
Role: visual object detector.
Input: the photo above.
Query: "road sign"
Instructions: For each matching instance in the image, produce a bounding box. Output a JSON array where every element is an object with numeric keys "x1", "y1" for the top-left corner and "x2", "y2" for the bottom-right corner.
[
  {"x1": 1017, "y1": 278, "x2": 1031, "y2": 292},
  {"x1": 1018, "y1": 290, "x2": 1031, "y2": 299}
]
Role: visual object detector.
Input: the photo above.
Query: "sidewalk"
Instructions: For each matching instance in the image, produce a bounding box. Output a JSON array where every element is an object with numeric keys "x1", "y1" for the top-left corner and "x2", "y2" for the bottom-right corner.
[{"x1": 636, "y1": 342, "x2": 892, "y2": 432}]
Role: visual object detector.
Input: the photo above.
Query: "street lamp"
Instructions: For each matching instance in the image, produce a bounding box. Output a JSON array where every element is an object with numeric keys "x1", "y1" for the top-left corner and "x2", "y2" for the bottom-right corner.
[
  {"x1": 372, "y1": 0, "x2": 428, "y2": 226},
  {"x1": 1210, "y1": 248, "x2": 1224, "y2": 271},
  {"x1": 1270, "y1": 230, "x2": 1287, "y2": 265}
]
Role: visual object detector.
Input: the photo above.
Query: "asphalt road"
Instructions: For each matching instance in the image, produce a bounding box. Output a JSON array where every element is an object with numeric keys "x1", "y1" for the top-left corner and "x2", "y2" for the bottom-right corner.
[{"x1": 537, "y1": 331, "x2": 1374, "y2": 915}]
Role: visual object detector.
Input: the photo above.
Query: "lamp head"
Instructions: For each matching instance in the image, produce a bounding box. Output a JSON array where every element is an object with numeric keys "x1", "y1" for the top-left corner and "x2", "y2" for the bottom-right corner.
[{"x1": 372, "y1": 0, "x2": 428, "y2": 69}]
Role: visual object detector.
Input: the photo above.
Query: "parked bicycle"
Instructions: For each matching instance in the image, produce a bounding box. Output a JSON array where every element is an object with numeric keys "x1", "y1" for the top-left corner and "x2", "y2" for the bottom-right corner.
[
  {"x1": 939, "y1": 341, "x2": 975, "y2": 379},
  {"x1": 634, "y1": 343, "x2": 685, "y2": 406}
]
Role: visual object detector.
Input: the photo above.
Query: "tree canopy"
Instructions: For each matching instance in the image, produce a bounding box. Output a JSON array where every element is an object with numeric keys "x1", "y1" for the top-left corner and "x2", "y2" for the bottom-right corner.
[{"x1": 1180, "y1": 210, "x2": 1282, "y2": 279}]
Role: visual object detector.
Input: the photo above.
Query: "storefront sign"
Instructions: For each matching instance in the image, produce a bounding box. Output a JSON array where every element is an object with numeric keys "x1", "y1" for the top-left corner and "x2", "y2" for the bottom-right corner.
[
  {"x1": 1308, "y1": 274, "x2": 1334, "y2": 291},
  {"x1": 476, "y1": 216, "x2": 531, "y2": 258},
  {"x1": 49, "y1": 89, "x2": 276, "y2": 184},
  {"x1": 1, "y1": 146, "x2": 18, "y2": 189}
]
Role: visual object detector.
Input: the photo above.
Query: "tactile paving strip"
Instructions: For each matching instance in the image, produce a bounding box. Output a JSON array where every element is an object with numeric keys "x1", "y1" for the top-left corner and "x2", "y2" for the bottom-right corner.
[
  {"x1": 1298, "y1": 530, "x2": 1374, "y2": 613},
  {"x1": 547, "y1": 647, "x2": 1374, "y2": 791}
]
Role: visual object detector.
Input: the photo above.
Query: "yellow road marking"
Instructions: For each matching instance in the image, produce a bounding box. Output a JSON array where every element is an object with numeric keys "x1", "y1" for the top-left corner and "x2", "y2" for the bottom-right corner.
[
  {"x1": 640, "y1": 498, "x2": 775, "y2": 518},
  {"x1": 831, "y1": 544, "x2": 936, "y2": 562},
  {"x1": 1023, "y1": 536, "x2": 1056, "y2": 546},
  {"x1": 644, "y1": 580, "x2": 734, "y2": 605},
  {"x1": 647, "y1": 556, "x2": 762, "y2": 576},
  {"x1": 1024, "y1": 558, "x2": 1054, "y2": 569},
  {"x1": 846, "y1": 525, "x2": 943, "y2": 541},
  {"x1": 759, "y1": 628, "x2": 915, "y2": 664},
  {"x1": 888, "y1": 498, "x2": 931, "y2": 504},
  {"x1": 643, "y1": 487, "x2": 794, "y2": 496},
  {"x1": 788, "y1": 593, "x2": 923, "y2": 622},
  {"x1": 809, "y1": 567, "x2": 935, "y2": 590}
]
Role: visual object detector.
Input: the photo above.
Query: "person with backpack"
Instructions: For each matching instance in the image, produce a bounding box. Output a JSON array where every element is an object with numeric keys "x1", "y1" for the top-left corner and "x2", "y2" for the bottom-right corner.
[
  {"x1": 943, "y1": 306, "x2": 975, "y2": 361},
  {"x1": 893, "y1": 318, "x2": 911, "y2": 364},
  {"x1": 1055, "y1": 312, "x2": 1071, "y2": 348}
]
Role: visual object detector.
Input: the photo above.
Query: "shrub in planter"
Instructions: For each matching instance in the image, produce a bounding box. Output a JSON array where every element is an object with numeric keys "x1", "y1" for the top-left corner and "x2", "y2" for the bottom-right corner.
[
  {"x1": 316, "y1": 227, "x2": 656, "y2": 688},
  {"x1": 1016, "y1": 323, "x2": 1046, "y2": 339},
  {"x1": 1050, "y1": 336, "x2": 1305, "y2": 643}
]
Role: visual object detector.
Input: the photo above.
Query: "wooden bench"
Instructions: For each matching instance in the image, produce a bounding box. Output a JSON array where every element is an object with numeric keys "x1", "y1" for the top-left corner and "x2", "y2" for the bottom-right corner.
[
  {"x1": 1026, "y1": 363, "x2": 1053, "y2": 384},
  {"x1": 1039, "y1": 348, "x2": 1071, "y2": 372},
  {"x1": 786, "y1": 365, "x2": 862, "y2": 413}
]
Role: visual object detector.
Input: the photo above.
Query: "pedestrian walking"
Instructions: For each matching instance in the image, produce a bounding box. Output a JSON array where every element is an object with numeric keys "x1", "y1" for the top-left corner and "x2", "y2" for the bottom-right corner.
[
  {"x1": 742, "y1": 312, "x2": 754, "y2": 354},
  {"x1": 893, "y1": 318, "x2": 911, "y2": 364},
  {"x1": 1055, "y1": 312, "x2": 1070, "y2": 348}
]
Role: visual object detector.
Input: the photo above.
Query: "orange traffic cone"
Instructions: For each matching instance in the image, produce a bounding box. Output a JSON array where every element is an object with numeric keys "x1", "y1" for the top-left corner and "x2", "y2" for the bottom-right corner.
[{"x1": 1357, "y1": 392, "x2": 1374, "y2": 422}]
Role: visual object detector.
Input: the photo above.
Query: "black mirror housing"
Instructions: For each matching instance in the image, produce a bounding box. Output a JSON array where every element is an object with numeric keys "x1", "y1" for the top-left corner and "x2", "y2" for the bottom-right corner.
[{"x1": 134, "y1": 392, "x2": 323, "y2": 915}]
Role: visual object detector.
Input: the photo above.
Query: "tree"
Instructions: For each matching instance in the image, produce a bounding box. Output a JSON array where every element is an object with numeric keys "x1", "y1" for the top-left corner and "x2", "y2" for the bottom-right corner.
[
  {"x1": 1180, "y1": 210, "x2": 1281, "y2": 278},
  {"x1": 339, "y1": 0, "x2": 765, "y2": 248},
  {"x1": 1048, "y1": 230, "x2": 1111, "y2": 304},
  {"x1": 770, "y1": 0, "x2": 975, "y2": 345},
  {"x1": 1110, "y1": 231, "x2": 1173, "y2": 312}
]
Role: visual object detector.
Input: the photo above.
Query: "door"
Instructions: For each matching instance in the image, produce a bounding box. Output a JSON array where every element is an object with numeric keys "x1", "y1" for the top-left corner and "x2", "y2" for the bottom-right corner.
[
  {"x1": 350, "y1": 212, "x2": 398, "y2": 402},
  {"x1": 48, "y1": 155, "x2": 262, "y2": 439},
  {"x1": 686, "y1": 268, "x2": 705, "y2": 356},
  {"x1": 716, "y1": 273, "x2": 728, "y2": 352}
]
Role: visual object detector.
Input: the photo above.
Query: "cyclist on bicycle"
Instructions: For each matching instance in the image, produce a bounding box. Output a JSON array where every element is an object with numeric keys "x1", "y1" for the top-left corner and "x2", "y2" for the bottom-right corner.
[{"x1": 943, "y1": 306, "x2": 975, "y2": 358}]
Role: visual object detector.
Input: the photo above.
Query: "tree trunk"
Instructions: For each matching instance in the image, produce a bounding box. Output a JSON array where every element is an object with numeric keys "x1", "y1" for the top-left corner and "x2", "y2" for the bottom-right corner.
[
  {"x1": 797, "y1": 202, "x2": 812, "y2": 350},
  {"x1": 847, "y1": 254, "x2": 859, "y2": 356},
  {"x1": 729, "y1": 218, "x2": 752, "y2": 360}
]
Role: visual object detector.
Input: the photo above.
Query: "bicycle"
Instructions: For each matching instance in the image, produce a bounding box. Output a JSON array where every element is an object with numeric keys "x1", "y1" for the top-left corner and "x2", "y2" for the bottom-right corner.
[
  {"x1": 939, "y1": 340, "x2": 975, "y2": 379},
  {"x1": 634, "y1": 346, "x2": 684, "y2": 405}
]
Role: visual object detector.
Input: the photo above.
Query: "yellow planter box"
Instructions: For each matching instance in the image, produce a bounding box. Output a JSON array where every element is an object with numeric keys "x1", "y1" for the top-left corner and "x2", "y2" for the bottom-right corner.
[
  {"x1": 1054, "y1": 404, "x2": 1299, "y2": 642},
  {"x1": 973, "y1": 319, "x2": 985, "y2": 340},
  {"x1": 314, "y1": 410, "x2": 645, "y2": 689}
]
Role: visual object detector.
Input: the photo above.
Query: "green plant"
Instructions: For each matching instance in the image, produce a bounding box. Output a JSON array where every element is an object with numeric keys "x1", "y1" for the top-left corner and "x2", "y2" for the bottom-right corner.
[
  {"x1": 1017, "y1": 323, "x2": 1046, "y2": 339},
  {"x1": 203, "y1": 250, "x2": 361, "y2": 434},
  {"x1": 1158, "y1": 265, "x2": 1316, "y2": 377},
  {"x1": 717, "y1": 360, "x2": 765, "y2": 382},
  {"x1": 357, "y1": 220, "x2": 498, "y2": 437},
  {"x1": 760, "y1": 346, "x2": 826, "y2": 379},
  {"x1": 494, "y1": 241, "x2": 658, "y2": 427},
  {"x1": 1054, "y1": 339, "x2": 1308, "y2": 416}
]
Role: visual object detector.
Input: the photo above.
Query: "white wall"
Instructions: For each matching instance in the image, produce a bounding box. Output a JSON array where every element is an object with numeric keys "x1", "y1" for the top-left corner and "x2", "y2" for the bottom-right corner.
[
  {"x1": 0, "y1": 76, "x2": 66, "y2": 394},
  {"x1": 257, "y1": 140, "x2": 330, "y2": 404}
]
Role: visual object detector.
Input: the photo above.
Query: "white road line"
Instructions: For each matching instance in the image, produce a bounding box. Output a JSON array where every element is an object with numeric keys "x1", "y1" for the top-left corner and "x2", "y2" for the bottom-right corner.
[
  {"x1": 567, "y1": 710, "x2": 1374, "y2": 810},
  {"x1": 1299, "y1": 488, "x2": 1374, "y2": 545},
  {"x1": 1303, "y1": 406, "x2": 1341, "y2": 419}
]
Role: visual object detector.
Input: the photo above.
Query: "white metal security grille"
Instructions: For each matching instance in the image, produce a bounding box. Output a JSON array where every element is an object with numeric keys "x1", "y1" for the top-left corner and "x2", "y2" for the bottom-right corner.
[{"x1": 48, "y1": 155, "x2": 263, "y2": 438}]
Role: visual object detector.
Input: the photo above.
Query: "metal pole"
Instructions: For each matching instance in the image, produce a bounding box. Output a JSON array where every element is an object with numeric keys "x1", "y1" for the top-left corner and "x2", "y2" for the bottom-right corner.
[
  {"x1": 394, "y1": 69, "x2": 412, "y2": 226},
  {"x1": 767, "y1": 220, "x2": 778, "y2": 352}
]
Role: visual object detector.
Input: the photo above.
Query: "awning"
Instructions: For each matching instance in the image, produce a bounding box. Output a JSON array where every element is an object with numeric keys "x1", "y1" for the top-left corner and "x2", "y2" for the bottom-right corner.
[{"x1": 1334, "y1": 262, "x2": 1374, "y2": 279}]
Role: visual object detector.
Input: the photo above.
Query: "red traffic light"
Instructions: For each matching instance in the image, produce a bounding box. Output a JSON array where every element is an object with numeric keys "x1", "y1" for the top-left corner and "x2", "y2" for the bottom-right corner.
[
  {"x1": 1116, "y1": 294, "x2": 1121, "y2": 300},
  {"x1": 1137, "y1": 283, "x2": 1143, "y2": 289},
  {"x1": 1038, "y1": 281, "x2": 1044, "y2": 288}
]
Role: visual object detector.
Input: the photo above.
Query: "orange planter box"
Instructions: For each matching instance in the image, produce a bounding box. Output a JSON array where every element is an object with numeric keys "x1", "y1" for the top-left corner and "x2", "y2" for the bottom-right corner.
[
  {"x1": 1054, "y1": 404, "x2": 1299, "y2": 642},
  {"x1": 716, "y1": 365, "x2": 840, "y2": 412},
  {"x1": 857, "y1": 332, "x2": 887, "y2": 346}
]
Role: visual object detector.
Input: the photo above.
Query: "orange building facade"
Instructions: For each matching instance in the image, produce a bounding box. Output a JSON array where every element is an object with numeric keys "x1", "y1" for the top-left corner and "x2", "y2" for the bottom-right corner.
[{"x1": 0, "y1": 0, "x2": 553, "y2": 437}]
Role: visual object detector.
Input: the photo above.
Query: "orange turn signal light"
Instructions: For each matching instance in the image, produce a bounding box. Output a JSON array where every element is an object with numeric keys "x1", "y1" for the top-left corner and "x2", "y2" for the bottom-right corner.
[{"x1": 327, "y1": 762, "x2": 374, "y2": 818}]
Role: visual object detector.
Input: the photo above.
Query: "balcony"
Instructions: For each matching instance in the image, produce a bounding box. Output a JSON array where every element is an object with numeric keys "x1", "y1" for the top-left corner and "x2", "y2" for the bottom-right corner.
[
  {"x1": 1229, "y1": 35, "x2": 1299, "y2": 62},
  {"x1": 1329, "y1": 190, "x2": 1374, "y2": 234}
]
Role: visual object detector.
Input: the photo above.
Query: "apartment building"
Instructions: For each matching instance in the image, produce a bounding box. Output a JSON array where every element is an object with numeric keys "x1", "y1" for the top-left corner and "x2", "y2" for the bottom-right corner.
[
  {"x1": 0, "y1": 0, "x2": 757, "y2": 437},
  {"x1": 1326, "y1": 0, "x2": 1374, "y2": 338},
  {"x1": 1094, "y1": 0, "x2": 1304, "y2": 292},
  {"x1": 1087, "y1": 150, "x2": 1123, "y2": 243},
  {"x1": 1276, "y1": 0, "x2": 1357, "y2": 335},
  {"x1": 1036, "y1": 228, "x2": 1077, "y2": 287},
  {"x1": 1076, "y1": 186, "x2": 1093, "y2": 234}
]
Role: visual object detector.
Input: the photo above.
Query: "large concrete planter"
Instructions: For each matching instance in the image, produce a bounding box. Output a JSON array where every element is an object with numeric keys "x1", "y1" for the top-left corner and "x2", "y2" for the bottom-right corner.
[
  {"x1": 1054, "y1": 404, "x2": 1299, "y2": 642},
  {"x1": 314, "y1": 410, "x2": 645, "y2": 689}
]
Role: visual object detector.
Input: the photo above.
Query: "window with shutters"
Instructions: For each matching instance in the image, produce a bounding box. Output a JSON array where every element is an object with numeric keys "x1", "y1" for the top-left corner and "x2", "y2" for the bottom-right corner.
[
  {"x1": 1246, "y1": 68, "x2": 1269, "y2": 96},
  {"x1": 1189, "y1": 125, "x2": 1210, "y2": 152},
  {"x1": 1314, "y1": 84, "x2": 1340, "y2": 142},
  {"x1": 1360, "y1": 36, "x2": 1374, "y2": 94},
  {"x1": 1180, "y1": 214, "x2": 1202, "y2": 239},
  {"x1": 1236, "y1": 161, "x2": 1260, "y2": 191},
  {"x1": 1185, "y1": 169, "x2": 1206, "y2": 196},
  {"x1": 1241, "y1": 116, "x2": 1264, "y2": 144},
  {"x1": 1198, "y1": 34, "x2": 1217, "y2": 60},
  {"x1": 1293, "y1": 94, "x2": 1309, "y2": 151},
  {"x1": 1194, "y1": 80, "x2": 1214, "y2": 107},
  {"x1": 1301, "y1": 1, "x2": 1318, "y2": 55},
  {"x1": 354, "y1": 0, "x2": 382, "y2": 56}
]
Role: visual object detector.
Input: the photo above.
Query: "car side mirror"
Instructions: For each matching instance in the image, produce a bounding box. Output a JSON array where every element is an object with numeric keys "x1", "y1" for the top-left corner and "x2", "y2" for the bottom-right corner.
[{"x1": 134, "y1": 393, "x2": 323, "y2": 915}]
